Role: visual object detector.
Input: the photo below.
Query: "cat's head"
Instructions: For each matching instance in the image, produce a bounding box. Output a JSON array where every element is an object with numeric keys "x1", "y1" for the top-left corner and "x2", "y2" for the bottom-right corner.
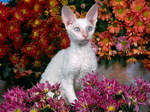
[{"x1": 62, "y1": 4, "x2": 98, "y2": 45}]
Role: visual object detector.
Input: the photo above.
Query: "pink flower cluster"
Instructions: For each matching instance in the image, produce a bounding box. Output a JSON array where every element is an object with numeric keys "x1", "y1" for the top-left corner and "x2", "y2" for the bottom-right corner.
[
  {"x1": 0, "y1": 82, "x2": 70, "y2": 112},
  {"x1": 0, "y1": 74, "x2": 149, "y2": 112},
  {"x1": 74, "y1": 74, "x2": 150, "y2": 112}
]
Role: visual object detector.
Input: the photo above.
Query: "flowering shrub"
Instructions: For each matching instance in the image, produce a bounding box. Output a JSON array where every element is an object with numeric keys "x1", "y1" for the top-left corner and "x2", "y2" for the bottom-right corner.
[
  {"x1": 0, "y1": 0, "x2": 149, "y2": 86},
  {"x1": 0, "y1": 82, "x2": 71, "y2": 112},
  {"x1": 0, "y1": 74, "x2": 149, "y2": 112},
  {"x1": 93, "y1": 0, "x2": 150, "y2": 67},
  {"x1": 74, "y1": 74, "x2": 150, "y2": 112},
  {"x1": 0, "y1": 0, "x2": 70, "y2": 86}
]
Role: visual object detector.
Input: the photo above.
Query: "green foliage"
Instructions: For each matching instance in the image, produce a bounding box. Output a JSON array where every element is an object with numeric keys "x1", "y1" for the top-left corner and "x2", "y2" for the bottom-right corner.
[
  {"x1": 40, "y1": 107, "x2": 54, "y2": 112},
  {"x1": 96, "y1": 19, "x2": 109, "y2": 32}
]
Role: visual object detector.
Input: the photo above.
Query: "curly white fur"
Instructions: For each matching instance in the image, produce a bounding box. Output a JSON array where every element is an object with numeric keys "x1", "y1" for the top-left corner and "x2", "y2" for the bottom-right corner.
[{"x1": 40, "y1": 4, "x2": 98, "y2": 103}]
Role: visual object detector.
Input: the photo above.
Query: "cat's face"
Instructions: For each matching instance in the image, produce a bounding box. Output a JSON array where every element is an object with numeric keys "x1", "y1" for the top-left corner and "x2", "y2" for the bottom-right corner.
[
  {"x1": 62, "y1": 4, "x2": 98, "y2": 45},
  {"x1": 66, "y1": 18, "x2": 95, "y2": 44}
]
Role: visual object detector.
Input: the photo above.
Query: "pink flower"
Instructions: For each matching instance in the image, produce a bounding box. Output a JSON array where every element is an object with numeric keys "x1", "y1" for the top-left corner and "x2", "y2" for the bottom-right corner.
[
  {"x1": 2, "y1": 87, "x2": 28, "y2": 104},
  {"x1": 101, "y1": 98, "x2": 119, "y2": 112},
  {"x1": 135, "y1": 77, "x2": 150, "y2": 93},
  {"x1": 123, "y1": 77, "x2": 150, "y2": 112},
  {"x1": 74, "y1": 87, "x2": 102, "y2": 112},
  {"x1": 46, "y1": 97, "x2": 70, "y2": 112},
  {"x1": 97, "y1": 76, "x2": 123, "y2": 96},
  {"x1": 28, "y1": 81, "x2": 52, "y2": 101},
  {"x1": 0, "y1": 74, "x2": 149, "y2": 112},
  {"x1": 115, "y1": 36, "x2": 131, "y2": 52},
  {"x1": 82, "y1": 73, "x2": 98, "y2": 87},
  {"x1": 0, "y1": 102, "x2": 29, "y2": 112},
  {"x1": 75, "y1": 74, "x2": 124, "y2": 111},
  {"x1": 0, "y1": 87, "x2": 29, "y2": 112}
]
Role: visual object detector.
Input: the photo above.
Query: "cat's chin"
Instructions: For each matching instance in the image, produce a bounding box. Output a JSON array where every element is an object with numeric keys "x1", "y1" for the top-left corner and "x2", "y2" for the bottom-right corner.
[{"x1": 78, "y1": 39, "x2": 90, "y2": 45}]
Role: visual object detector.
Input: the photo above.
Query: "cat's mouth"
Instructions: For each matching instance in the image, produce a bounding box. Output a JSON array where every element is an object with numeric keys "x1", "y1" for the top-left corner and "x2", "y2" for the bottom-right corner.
[
  {"x1": 82, "y1": 39, "x2": 89, "y2": 42},
  {"x1": 79, "y1": 39, "x2": 90, "y2": 45}
]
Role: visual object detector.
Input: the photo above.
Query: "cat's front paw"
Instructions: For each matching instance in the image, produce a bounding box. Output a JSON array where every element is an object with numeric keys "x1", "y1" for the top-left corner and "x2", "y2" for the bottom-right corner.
[{"x1": 68, "y1": 97, "x2": 77, "y2": 104}]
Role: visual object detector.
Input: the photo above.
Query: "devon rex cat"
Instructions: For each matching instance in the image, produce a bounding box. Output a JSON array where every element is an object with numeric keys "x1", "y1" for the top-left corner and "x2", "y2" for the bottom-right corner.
[{"x1": 40, "y1": 4, "x2": 98, "y2": 103}]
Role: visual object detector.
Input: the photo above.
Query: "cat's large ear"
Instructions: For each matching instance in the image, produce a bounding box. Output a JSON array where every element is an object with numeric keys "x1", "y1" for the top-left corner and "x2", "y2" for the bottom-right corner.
[
  {"x1": 86, "y1": 4, "x2": 98, "y2": 26},
  {"x1": 62, "y1": 6, "x2": 76, "y2": 27}
]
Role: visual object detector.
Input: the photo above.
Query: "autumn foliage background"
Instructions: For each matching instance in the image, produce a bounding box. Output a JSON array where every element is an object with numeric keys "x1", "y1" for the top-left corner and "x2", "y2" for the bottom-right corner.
[{"x1": 0, "y1": 0, "x2": 150, "y2": 87}]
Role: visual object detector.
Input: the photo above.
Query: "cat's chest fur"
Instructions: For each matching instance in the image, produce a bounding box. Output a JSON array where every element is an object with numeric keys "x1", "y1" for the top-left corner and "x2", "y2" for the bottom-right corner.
[{"x1": 63, "y1": 45, "x2": 97, "y2": 77}]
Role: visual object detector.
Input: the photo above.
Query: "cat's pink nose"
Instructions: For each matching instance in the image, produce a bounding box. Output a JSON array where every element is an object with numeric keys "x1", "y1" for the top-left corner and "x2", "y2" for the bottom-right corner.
[{"x1": 82, "y1": 31, "x2": 88, "y2": 38}]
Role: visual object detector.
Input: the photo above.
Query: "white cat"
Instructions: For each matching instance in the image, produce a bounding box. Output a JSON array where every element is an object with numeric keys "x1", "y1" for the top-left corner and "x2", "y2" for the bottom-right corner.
[{"x1": 40, "y1": 4, "x2": 98, "y2": 103}]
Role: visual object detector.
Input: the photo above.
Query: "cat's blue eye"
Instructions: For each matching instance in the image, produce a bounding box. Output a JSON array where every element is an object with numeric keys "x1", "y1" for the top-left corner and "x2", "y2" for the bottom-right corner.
[
  {"x1": 74, "y1": 27, "x2": 80, "y2": 32},
  {"x1": 87, "y1": 26, "x2": 93, "y2": 31}
]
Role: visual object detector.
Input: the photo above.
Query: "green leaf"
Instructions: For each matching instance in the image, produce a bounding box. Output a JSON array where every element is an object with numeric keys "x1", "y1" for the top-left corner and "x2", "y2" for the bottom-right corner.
[
  {"x1": 119, "y1": 57, "x2": 126, "y2": 67},
  {"x1": 40, "y1": 107, "x2": 54, "y2": 112},
  {"x1": 108, "y1": 59, "x2": 115, "y2": 67},
  {"x1": 118, "y1": 29, "x2": 126, "y2": 37},
  {"x1": 96, "y1": 19, "x2": 108, "y2": 32},
  {"x1": 4, "y1": 66, "x2": 11, "y2": 79},
  {"x1": 100, "y1": 59, "x2": 110, "y2": 68}
]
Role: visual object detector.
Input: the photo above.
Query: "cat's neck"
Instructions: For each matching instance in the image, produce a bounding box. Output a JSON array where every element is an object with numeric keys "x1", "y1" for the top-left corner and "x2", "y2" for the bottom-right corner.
[{"x1": 69, "y1": 40, "x2": 92, "y2": 50}]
